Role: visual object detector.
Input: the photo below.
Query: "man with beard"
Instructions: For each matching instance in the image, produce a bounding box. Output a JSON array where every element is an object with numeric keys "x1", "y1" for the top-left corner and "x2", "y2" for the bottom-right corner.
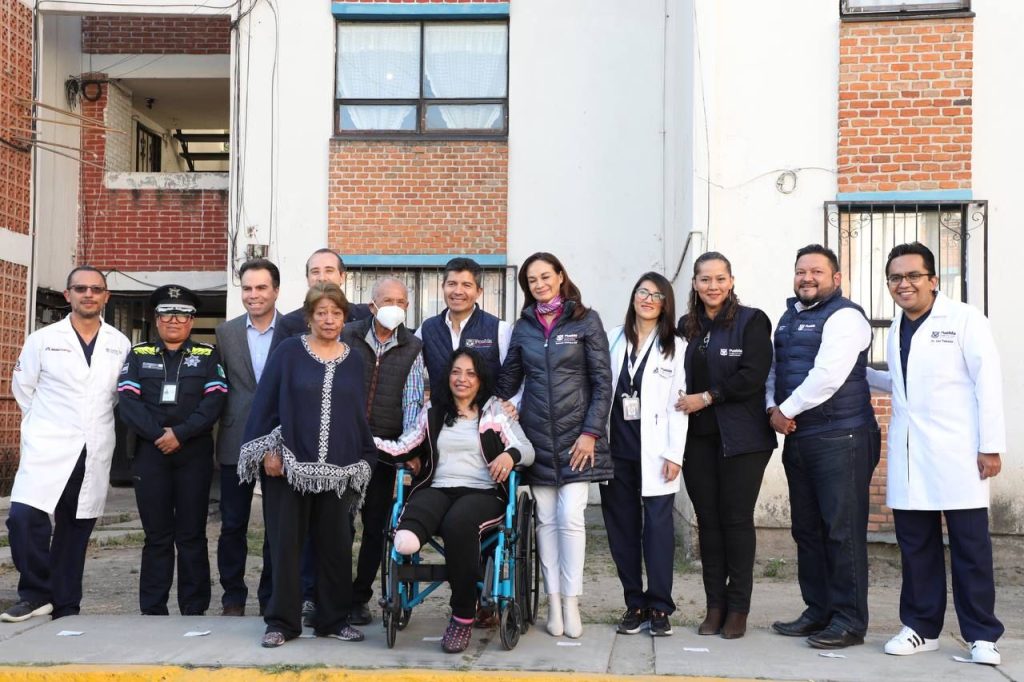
[{"x1": 765, "y1": 244, "x2": 880, "y2": 649}]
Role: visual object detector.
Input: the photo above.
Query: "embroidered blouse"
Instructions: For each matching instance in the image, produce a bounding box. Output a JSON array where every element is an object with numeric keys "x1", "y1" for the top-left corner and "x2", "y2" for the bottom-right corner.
[{"x1": 238, "y1": 336, "x2": 376, "y2": 504}]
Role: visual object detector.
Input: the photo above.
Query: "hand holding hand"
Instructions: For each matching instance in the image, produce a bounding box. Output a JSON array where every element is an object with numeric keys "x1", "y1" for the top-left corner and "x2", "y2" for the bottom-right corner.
[
  {"x1": 154, "y1": 427, "x2": 181, "y2": 454},
  {"x1": 677, "y1": 394, "x2": 708, "y2": 415}
]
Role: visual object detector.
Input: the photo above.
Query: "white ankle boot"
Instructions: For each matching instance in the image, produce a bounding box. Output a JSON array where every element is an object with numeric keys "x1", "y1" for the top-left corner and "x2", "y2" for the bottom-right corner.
[
  {"x1": 563, "y1": 595, "x2": 582, "y2": 638},
  {"x1": 546, "y1": 593, "x2": 564, "y2": 636}
]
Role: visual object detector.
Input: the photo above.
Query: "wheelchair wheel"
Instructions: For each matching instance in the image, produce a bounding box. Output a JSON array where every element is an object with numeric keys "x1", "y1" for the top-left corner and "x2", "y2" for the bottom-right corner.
[
  {"x1": 515, "y1": 491, "x2": 539, "y2": 626},
  {"x1": 499, "y1": 601, "x2": 522, "y2": 650},
  {"x1": 383, "y1": 606, "x2": 398, "y2": 648}
]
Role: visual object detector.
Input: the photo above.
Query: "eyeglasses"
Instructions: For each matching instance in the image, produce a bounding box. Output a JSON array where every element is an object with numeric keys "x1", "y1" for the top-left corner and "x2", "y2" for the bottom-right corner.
[
  {"x1": 156, "y1": 312, "x2": 193, "y2": 323},
  {"x1": 69, "y1": 285, "x2": 107, "y2": 294},
  {"x1": 635, "y1": 288, "x2": 667, "y2": 303},
  {"x1": 886, "y1": 272, "x2": 932, "y2": 286}
]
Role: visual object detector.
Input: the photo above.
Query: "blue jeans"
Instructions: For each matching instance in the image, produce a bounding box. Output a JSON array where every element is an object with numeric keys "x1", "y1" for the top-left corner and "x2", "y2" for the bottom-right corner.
[
  {"x1": 217, "y1": 464, "x2": 272, "y2": 611},
  {"x1": 781, "y1": 426, "x2": 880, "y2": 636}
]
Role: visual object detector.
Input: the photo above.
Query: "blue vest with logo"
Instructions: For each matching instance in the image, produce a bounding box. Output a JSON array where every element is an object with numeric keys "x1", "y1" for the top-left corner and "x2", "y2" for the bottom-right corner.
[
  {"x1": 773, "y1": 290, "x2": 876, "y2": 438},
  {"x1": 421, "y1": 306, "x2": 502, "y2": 397}
]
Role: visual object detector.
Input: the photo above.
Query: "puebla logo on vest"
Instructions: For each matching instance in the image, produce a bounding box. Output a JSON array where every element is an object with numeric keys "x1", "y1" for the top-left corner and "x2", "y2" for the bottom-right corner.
[
  {"x1": 554, "y1": 333, "x2": 579, "y2": 345},
  {"x1": 464, "y1": 337, "x2": 494, "y2": 349},
  {"x1": 719, "y1": 348, "x2": 743, "y2": 357},
  {"x1": 797, "y1": 323, "x2": 818, "y2": 331}
]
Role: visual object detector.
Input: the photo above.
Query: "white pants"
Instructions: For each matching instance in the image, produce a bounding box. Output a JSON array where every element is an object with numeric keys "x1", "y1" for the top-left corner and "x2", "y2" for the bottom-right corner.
[{"x1": 533, "y1": 482, "x2": 588, "y2": 598}]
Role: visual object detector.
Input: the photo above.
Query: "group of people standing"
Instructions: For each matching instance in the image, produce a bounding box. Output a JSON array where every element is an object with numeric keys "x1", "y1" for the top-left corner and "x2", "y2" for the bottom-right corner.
[{"x1": 1, "y1": 241, "x2": 1005, "y2": 665}]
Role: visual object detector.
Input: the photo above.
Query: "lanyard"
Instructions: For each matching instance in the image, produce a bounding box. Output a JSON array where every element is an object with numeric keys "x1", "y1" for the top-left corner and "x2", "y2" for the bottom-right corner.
[{"x1": 624, "y1": 330, "x2": 657, "y2": 395}]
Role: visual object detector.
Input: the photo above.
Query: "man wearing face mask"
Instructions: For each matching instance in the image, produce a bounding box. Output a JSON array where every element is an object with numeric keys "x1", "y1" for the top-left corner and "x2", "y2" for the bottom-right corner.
[{"x1": 339, "y1": 277, "x2": 426, "y2": 626}]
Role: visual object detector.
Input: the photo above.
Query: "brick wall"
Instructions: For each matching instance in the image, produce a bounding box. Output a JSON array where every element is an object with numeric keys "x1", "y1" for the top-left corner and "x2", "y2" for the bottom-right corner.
[
  {"x1": 81, "y1": 15, "x2": 231, "y2": 54},
  {"x1": 328, "y1": 141, "x2": 507, "y2": 255},
  {"x1": 78, "y1": 78, "x2": 227, "y2": 272},
  {"x1": 868, "y1": 395, "x2": 892, "y2": 533},
  {"x1": 0, "y1": 0, "x2": 32, "y2": 493},
  {"x1": 838, "y1": 18, "x2": 972, "y2": 193}
]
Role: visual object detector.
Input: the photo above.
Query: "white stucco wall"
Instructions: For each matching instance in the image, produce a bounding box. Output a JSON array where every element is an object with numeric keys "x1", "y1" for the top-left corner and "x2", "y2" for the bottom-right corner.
[
  {"x1": 969, "y1": 0, "x2": 1024, "y2": 533},
  {"x1": 32, "y1": 14, "x2": 84, "y2": 293},
  {"x1": 225, "y1": 1, "x2": 336, "y2": 318}
]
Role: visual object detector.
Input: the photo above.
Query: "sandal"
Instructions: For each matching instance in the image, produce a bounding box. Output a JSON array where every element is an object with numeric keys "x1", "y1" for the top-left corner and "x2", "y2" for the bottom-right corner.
[{"x1": 441, "y1": 617, "x2": 473, "y2": 653}]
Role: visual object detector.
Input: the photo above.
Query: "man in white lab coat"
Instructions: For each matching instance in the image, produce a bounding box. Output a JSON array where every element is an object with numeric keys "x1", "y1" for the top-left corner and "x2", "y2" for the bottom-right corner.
[
  {"x1": 2, "y1": 266, "x2": 130, "y2": 622},
  {"x1": 867, "y1": 242, "x2": 1004, "y2": 666}
]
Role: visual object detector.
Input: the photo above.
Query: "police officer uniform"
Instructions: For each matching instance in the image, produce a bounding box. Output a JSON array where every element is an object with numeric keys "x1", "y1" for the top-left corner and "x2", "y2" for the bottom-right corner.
[{"x1": 117, "y1": 285, "x2": 228, "y2": 615}]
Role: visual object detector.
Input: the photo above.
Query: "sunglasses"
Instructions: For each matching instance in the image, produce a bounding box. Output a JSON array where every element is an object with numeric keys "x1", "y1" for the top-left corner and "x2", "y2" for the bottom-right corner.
[{"x1": 69, "y1": 285, "x2": 107, "y2": 294}]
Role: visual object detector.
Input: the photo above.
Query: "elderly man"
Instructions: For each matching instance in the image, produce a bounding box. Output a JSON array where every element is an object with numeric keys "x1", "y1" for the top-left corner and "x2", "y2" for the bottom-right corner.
[
  {"x1": 3, "y1": 266, "x2": 130, "y2": 622},
  {"x1": 766, "y1": 244, "x2": 880, "y2": 649},
  {"x1": 117, "y1": 285, "x2": 227, "y2": 616},
  {"x1": 215, "y1": 258, "x2": 285, "y2": 616},
  {"x1": 341, "y1": 277, "x2": 425, "y2": 625},
  {"x1": 868, "y1": 242, "x2": 1005, "y2": 666}
]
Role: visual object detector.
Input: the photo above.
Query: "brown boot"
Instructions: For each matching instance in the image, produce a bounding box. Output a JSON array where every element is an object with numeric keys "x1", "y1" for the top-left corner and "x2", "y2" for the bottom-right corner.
[
  {"x1": 721, "y1": 611, "x2": 748, "y2": 639},
  {"x1": 697, "y1": 607, "x2": 725, "y2": 635}
]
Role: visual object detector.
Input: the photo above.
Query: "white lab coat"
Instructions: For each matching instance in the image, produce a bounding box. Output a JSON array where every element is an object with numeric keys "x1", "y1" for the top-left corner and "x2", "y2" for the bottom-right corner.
[
  {"x1": 866, "y1": 293, "x2": 1005, "y2": 510},
  {"x1": 607, "y1": 326, "x2": 688, "y2": 497},
  {"x1": 11, "y1": 316, "x2": 131, "y2": 518}
]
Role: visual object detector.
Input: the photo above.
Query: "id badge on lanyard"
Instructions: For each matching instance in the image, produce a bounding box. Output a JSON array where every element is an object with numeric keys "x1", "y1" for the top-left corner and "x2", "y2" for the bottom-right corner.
[
  {"x1": 160, "y1": 382, "x2": 179, "y2": 404},
  {"x1": 620, "y1": 332, "x2": 656, "y2": 422}
]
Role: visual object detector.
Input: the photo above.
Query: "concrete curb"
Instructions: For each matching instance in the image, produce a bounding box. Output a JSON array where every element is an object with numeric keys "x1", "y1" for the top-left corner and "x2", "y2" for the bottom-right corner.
[{"x1": 0, "y1": 667, "x2": 767, "y2": 682}]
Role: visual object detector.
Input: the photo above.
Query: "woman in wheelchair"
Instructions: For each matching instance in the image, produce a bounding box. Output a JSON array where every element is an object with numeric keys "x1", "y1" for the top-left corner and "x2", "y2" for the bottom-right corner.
[{"x1": 375, "y1": 348, "x2": 534, "y2": 653}]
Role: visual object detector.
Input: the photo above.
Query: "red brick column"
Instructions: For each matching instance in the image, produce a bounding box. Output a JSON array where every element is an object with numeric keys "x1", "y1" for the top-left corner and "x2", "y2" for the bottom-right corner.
[{"x1": 0, "y1": 0, "x2": 33, "y2": 492}]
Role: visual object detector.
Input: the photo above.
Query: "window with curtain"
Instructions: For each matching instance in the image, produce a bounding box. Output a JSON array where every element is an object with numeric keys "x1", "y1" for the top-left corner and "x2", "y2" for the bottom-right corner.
[{"x1": 336, "y1": 21, "x2": 508, "y2": 135}]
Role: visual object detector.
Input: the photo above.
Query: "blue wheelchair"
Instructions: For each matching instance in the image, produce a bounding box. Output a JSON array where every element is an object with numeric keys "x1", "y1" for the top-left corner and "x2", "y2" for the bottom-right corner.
[{"x1": 379, "y1": 466, "x2": 539, "y2": 649}]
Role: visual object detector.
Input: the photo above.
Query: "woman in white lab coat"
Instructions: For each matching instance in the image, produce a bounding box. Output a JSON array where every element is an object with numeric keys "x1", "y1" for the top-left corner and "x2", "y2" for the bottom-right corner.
[{"x1": 601, "y1": 271, "x2": 687, "y2": 638}]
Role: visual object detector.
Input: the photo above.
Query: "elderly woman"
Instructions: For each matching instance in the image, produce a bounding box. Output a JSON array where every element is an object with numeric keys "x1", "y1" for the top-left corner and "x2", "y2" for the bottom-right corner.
[
  {"x1": 239, "y1": 283, "x2": 377, "y2": 648},
  {"x1": 676, "y1": 252, "x2": 776, "y2": 639},
  {"x1": 602, "y1": 272, "x2": 687, "y2": 638},
  {"x1": 376, "y1": 348, "x2": 534, "y2": 654},
  {"x1": 497, "y1": 252, "x2": 612, "y2": 639}
]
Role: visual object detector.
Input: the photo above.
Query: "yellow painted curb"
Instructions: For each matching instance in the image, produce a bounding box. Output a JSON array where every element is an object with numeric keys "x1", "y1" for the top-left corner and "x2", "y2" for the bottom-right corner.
[{"x1": 0, "y1": 666, "x2": 772, "y2": 682}]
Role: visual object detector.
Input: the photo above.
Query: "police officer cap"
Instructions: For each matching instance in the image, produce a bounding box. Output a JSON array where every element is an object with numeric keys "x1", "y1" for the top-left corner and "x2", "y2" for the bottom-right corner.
[{"x1": 150, "y1": 284, "x2": 200, "y2": 315}]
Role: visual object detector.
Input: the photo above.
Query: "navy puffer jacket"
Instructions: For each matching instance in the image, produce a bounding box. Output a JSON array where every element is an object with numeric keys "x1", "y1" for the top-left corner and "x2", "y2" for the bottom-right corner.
[{"x1": 497, "y1": 301, "x2": 613, "y2": 486}]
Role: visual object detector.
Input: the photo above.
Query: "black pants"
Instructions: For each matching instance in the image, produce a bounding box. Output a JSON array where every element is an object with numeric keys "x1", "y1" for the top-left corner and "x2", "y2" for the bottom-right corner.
[
  {"x1": 262, "y1": 475, "x2": 356, "y2": 639},
  {"x1": 352, "y1": 462, "x2": 397, "y2": 606},
  {"x1": 894, "y1": 507, "x2": 1004, "y2": 642},
  {"x1": 216, "y1": 464, "x2": 272, "y2": 611},
  {"x1": 599, "y1": 457, "x2": 677, "y2": 614},
  {"x1": 398, "y1": 486, "x2": 505, "y2": 620},
  {"x1": 6, "y1": 449, "x2": 96, "y2": 619},
  {"x1": 132, "y1": 438, "x2": 213, "y2": 616},
  {"x1": 781, "y1": 426, "x2": 880, "y2": 636},
  {"x1": 683, "y1": 431, "x2": 771, "y2": 614}
]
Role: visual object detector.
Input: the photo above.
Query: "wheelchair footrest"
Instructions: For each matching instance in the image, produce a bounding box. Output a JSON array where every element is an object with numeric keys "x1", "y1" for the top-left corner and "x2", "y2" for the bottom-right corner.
[{"x1": 396, "y1": 562, "x2": 448, "y2": 583}]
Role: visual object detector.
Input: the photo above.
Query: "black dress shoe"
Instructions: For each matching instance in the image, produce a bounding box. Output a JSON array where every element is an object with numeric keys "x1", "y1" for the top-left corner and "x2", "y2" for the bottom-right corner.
[
  {"x1": 349, "y1": 602, "x2": 372, "y2": 626},
  {"x1": 771, "y1": 614, "x2": 828, "y2": 637},
  {"x1": 807, "y1": 623, "x2": 865, "y2": 649}
]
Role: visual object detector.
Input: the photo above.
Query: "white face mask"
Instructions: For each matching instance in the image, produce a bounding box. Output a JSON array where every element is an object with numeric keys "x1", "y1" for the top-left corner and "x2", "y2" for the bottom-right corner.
[{"x1": 374, "y1": 304, "x2": 406, "y2": 331}]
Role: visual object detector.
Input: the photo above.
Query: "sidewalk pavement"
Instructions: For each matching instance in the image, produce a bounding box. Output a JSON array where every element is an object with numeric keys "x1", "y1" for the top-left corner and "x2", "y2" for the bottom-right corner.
[{"x1": 0, "y1": 611, "x2": 1017, "y2": 681}]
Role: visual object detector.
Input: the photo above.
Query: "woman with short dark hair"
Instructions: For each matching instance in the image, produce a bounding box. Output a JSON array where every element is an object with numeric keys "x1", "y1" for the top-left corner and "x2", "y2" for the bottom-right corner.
[{"x1": 239, "y1": 282, "x2": 377, "y2": 648}]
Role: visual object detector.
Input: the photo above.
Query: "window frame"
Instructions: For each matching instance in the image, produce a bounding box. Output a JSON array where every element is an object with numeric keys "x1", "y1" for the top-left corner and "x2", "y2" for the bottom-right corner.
[
  {"x1": 334, "y1": 19, "x2": 510, "y2": 140},
  {"x1": 342, "y1": 264, "x2": 518, "y2": 329},
  {"x1": 824, "y1": 199, "x2": 988, "y2": 368},
  {"x1": 839, "y1": 0, "x2": 973, "y2": 21},
  {"x1": 135, "y1": 122, "x2": 162, "y2": 172}
]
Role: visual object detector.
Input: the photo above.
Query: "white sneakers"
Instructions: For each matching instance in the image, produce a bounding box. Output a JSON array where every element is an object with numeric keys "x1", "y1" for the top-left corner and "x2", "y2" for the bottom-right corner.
[
  {"x1": 971, "y1": 640, "x2": 1001, "y2": 666},
  {"x1": 883, "y1": 626, "x2": 1001, "y2": 666},
  {"x1": 884, "y1": 625, "x2": 938, "y2": 655}
]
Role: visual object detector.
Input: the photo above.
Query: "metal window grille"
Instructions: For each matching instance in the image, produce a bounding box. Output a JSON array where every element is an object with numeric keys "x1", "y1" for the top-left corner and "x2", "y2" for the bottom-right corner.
[
  {"x1": 343, "y1": 265, "x2": 519, "y2": 329},
  {"x1": 824, "y1": 200, "x2": 988, "y2": 367},
  {"x1": 135, "y1": 123, "x2": 162, "y2": 172}
]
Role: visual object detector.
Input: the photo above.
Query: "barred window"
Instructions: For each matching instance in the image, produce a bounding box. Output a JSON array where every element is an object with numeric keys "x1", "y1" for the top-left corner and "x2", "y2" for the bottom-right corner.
[{"x1": 824, "y1": 200, "x2": 988, "y2": 367}]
